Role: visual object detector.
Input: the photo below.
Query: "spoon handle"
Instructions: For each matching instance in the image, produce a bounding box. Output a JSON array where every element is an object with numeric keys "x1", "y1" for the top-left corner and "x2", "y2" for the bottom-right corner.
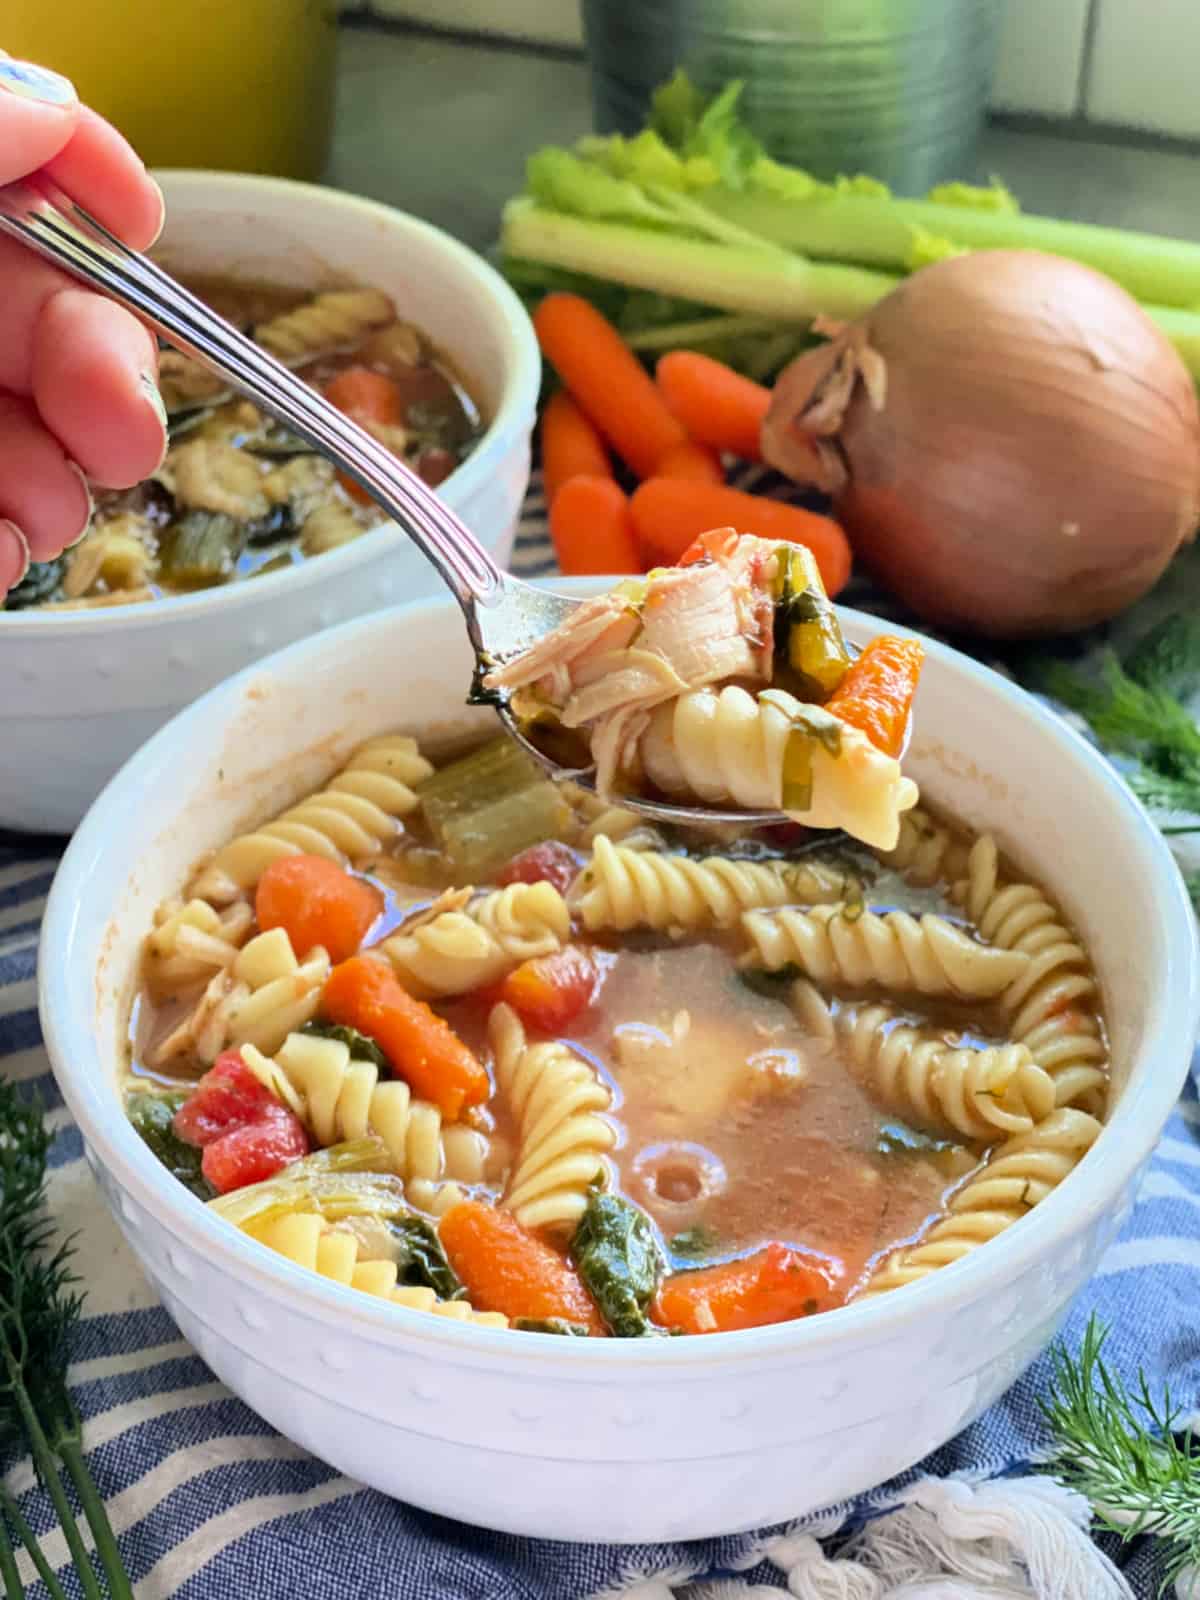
[{"x1": 0, "y1": 176, "x2": 505, "y2": 612}]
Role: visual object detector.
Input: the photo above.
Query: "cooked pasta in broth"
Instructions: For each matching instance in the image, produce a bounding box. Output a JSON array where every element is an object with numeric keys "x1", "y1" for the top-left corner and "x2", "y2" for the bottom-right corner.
[
  {"x1": 124, "y1": 715, "x2": 1108, "y2": 1337},
  {"x1": 4, "y1": 278, "x2": 482, "y2": 612}
]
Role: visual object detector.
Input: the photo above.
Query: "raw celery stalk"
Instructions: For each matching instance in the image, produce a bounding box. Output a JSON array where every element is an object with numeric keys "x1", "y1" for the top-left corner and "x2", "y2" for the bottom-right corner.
[{"x1": 502, "y1": 199, "x2": 899, "y2": 323}]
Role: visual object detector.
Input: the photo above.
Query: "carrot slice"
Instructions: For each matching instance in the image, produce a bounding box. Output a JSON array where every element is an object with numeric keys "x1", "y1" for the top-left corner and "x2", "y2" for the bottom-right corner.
[
  {"x1": 824, "y1": 635, "x2": 925, "y2": 758},
  {"x1": 654, "y1": 440, "x2": 725, "y2": 487},
  {"x1": 320, "y1": 955, "x2": 488, "y2": 1119},
  {"x1": 324, "y1": 366, "x2": 402, "y2": 425},
  {"x1": 439, "y1": 1199, "x2": 605, "y2": 1330},
  {"x1": 652, "y1": 1242, "x2": 841, "y2": 1334},
  {"x1": 255, "y1": 855, "x2": 383, "y2": 964},
  {"x1": 656, "y1": 350, "x2": 770, "y2": 462},
  {"x1": 533, "y1": 294, "x2": 686, "y2": 479},
  {"x1": 541, "y1": 389, "x2": 612, "y2": 507},
  {"x1": 629, "y1": 478, "x2": 851, "y2": 596},
  {"x1": 549, "y1": 476, "x2": 641, "y2": 576}
]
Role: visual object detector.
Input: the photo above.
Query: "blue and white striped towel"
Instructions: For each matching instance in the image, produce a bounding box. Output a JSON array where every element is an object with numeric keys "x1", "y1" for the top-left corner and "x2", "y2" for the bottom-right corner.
[{"x1": 3, "y1": 470, "x2": 1199, "y2": 1599}]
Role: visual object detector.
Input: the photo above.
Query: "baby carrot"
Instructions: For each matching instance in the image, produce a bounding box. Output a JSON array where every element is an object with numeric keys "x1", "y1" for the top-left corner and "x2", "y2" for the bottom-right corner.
[
  {"x1": 654, "y1": 440, "x2": 725, "y2": 487},
  {"x1": 629, "y1": 478, "x2": 852, "y2": 596},
  {"x1": 256, "y1": 855, "x2": 383, "y2": 965},
  {"x1": 533, "y1": 294, "x2": 686, "y2": 479},
  {"x1": 541, "y1": 390, "x2": 612, "y2": 507},
  {"x1": 656, "y1": 350, "x2": 770, "y2": 462},
  {"x1": 549, "y1": 476, "x2": 642, "y2": 577},
  {"x1": 320, "y1": 955, "x2": 489, "y2": 1120},
  {"x1": 824, "y1": 635, "x2": 925, "y2": 758},
  {"x1": 439, "y1": 1199, "x2": 605, "y2": 1331},
  {"x1": 652, "y1": 1242, "x2": 841, "y2": 1334}
]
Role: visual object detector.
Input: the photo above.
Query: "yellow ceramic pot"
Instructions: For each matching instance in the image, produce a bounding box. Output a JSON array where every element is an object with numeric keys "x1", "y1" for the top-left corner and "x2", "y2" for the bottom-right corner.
[{"x1": 6, "y1": 0, "x2": 338, "y2": 180}]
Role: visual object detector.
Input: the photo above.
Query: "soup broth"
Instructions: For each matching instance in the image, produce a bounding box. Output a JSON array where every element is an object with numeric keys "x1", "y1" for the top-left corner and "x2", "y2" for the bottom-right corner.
[
  {"x1": 4, "y1": 277, "x2": 483, "y2": 612},
  {"x1": 124, "y1": 730, "x2": 1109, "y2": 1338}
]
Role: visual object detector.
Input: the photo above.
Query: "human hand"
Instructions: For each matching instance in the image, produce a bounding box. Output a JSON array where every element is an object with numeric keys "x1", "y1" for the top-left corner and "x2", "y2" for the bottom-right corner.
[{"x1": 0, "y1": 54, "x2": 167, "y2": 597}]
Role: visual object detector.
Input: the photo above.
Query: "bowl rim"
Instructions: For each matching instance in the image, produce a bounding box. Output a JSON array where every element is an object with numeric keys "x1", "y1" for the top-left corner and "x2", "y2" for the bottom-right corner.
[
  {"x1": 2, "y1": 171, "x2": 540, "y2": 636},
  {"x1": 39, "y1": 587, "x2": 1200, "y2": 1367}
]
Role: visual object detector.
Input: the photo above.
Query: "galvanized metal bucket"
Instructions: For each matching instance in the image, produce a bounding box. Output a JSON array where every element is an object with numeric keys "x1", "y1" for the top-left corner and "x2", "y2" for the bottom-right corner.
[{"x1": 581, "y1": 0, "x2": 1000, "y2": 194}]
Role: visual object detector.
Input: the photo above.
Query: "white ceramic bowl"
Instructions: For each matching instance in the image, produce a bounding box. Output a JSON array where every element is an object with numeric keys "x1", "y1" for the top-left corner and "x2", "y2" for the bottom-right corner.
[
  {"x1": 40, "y1": 587, "x2": 1199, "y2": 1543},
  {"x1": 0, "y1": 171, "x2": 539, "y2": 835}
]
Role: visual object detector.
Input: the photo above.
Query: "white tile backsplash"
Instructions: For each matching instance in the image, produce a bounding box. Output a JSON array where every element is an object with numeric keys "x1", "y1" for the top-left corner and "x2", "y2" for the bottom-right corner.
[
  {"x1": 355, "y1": 0, "x2": 1200, "y2": 146},
  {"x1": 991, "y1": 0, "x2": 1091, "y2": 116},
  {"x1": 1086, "y1": 0, "x2": 1200, "y2": 138}
]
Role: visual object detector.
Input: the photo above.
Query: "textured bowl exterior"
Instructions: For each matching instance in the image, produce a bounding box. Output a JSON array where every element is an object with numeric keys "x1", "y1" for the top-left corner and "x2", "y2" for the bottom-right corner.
[
  {"x1": 40, "y1": 590, "x2": 1199, "y2": 1542},
  {"x1": 0, "y1": 173, "x2": 538, "y2": 834}
]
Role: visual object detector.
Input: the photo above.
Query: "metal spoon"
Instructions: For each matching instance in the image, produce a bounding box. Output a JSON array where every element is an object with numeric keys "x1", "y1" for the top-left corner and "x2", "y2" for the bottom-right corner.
[{"x1": 0, "y1": 177, "x2": 886, "y2": 829}]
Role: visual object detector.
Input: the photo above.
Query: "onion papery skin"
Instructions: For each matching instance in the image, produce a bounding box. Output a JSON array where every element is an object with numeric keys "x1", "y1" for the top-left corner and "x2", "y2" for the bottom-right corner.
[{"x1": 762, "y1": 250, "x2": 1200, "y2": 639}]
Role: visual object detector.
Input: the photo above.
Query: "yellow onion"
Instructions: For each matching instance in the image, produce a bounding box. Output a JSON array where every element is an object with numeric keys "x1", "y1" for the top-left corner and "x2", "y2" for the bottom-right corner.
[{"x1": 761, "y1": 250, "x2": 1200, "y2": 637}]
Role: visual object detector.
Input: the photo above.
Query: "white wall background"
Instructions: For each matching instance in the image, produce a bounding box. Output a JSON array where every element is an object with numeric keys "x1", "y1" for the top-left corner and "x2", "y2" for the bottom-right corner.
[{"x1": 349, "y1": 0, "x2": 1200, "y2": 139}]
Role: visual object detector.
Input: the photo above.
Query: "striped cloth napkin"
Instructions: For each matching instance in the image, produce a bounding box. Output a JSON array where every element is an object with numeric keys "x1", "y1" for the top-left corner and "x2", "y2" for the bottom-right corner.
[{"x1": 2, "y1": 472, "x2": 1198, "y2": 1599}]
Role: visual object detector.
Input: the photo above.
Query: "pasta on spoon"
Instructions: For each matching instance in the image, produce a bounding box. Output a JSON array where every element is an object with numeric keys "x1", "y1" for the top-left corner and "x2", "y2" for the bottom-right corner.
[{"x1": 483, "y1": 528, "x2": 923, "y2": 852}]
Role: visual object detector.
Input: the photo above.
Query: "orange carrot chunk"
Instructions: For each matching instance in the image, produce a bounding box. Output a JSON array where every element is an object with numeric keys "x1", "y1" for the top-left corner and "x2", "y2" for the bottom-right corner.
[
  {"x1": 652, "y1": 1242, "x2": 842, "y2": 1334},
  {"x1": 324, "y1": 366, "x2": 403, "y2": 425},
  {"x1": 656, "y1": 350, "x2": 770, "y2": 462},
  {"x1": 439, "y1": 1199, "x2": 606, "y2": 1331},
  {"x1": 533, "y1": 293, "x2": 686, "y2": 479},
  {"x1": 541, "y1": 389, "x2": 612, "y2": 507},
  {"x1": 629, "y1": 478, "x2": 852, "y2": 596},
  {"x1": 320, "y1": 955, "x2": 488, "y2": 1120},
  {"x1": 549, "y1": 476, "x2": 642, "y2": 577},
  {"x1": 256, "y1": 856, "x2": 383, "y2": 965},
  {"x1": 654, "y1": 440, "x2": 725, "y2": 487},
  {"x1": 324, "y1": 366, "x2": 405, "y2": 503},
  {"x1": 824, "y1": 635, "x2": 925, "y2": 758}
]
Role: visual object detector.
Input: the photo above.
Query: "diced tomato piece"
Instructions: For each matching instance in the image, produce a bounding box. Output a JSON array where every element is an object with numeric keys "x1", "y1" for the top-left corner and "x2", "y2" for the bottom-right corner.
[
  {"x1": 201, "y1": 1106, "x2": 310, "y2": 1194},
  {"x1": 499, "y1": 946, "x2": 597, "y2": 1032},
  {"x1": 494, "y1": 840, "x2": 579, "y2": 897},
  {"x1": 652, "y1": 1241, "x2": 843, "y2": 1334},
  {"x1": 173, "y1": 1051, "x2": 280, "y2": 1147}
]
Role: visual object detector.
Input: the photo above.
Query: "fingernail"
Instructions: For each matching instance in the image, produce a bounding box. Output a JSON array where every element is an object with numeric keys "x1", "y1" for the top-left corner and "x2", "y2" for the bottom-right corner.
[
  {"x1": 0, "y1": 520, "x2": 31, "y2": 596},
  {"x1": 139, "y1": 369, "x2": 170, "y2": 471},
  {"x1": 147, "y1": 177, "x2": 167, "y2": 247},
  {"x1": 0, "y1": 59, "x2": 77, "y2": 106},
  {"x1": 65, "y1": 461, "x2": 93, "y2": 548}
]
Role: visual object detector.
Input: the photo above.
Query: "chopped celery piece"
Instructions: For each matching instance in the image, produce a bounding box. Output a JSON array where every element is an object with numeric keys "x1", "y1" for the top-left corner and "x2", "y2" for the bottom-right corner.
[
  {"x1": 417, "y1": 736, "x2": 571, "y2": 880},
  {"x1": 160, "y1": 511, "x2": 244, "y2": 587},
  {"x1": 209, "y1": 1140, "x2": 400, "y2": 1229},
  {"x1": 773, "y1": 545, "x2": 850, "y2": 698},
  {"x1": 781, "y1": 710, "x2": 844, "y2": 813}
]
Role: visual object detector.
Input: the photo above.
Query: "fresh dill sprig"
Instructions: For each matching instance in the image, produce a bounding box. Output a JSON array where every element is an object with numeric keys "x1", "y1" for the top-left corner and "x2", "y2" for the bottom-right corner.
[
  {"x1": 1040, "y1": 653, "x2": 1200, "y2": 768},
  {"x1": 0, "y1": 1081, "x2": 133, "y2": 1600},
  {"x1": 1040, "y1": 1317, "x2": 1200, "y2": 1591}
]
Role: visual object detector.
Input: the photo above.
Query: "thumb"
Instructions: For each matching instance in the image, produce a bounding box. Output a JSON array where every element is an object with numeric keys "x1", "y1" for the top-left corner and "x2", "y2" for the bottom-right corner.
[{"x1": 0, "y1": 53, "x2": 81, "y2": 184}]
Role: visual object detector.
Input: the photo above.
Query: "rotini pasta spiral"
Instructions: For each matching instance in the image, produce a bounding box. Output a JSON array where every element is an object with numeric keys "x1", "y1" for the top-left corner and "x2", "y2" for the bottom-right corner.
[
  {"x1": 878, "y1": 809, "x2": 970, "y2": 887},
  {"x1": 739, "y1": 904, "x2": 1031, "y2": 1000},
  {"x1": 834, "y1": 1001, "x2": 1056, "y2": 1140},
  {"x1": 243, "y1": 1031, "x2": 488, "y2": 1185},
  {"x1": 144, "y1": 898, "x2": 254, "y2": 996},
  {"x1": 189, "y1": 735, "x2": 433, "y2": 904},
  {"x1": 639, "y1": 685, "x2": 919, "y2": 852},
  {"x1": 150, "y1": 928, "x2": 329, "y2": 1067},
  {"x1": 380, "y1": 882, "x2": 571, "y2": 998},
  {"x1": 254, "y1": 289, "x2": 396, "y2": 361},
  {"x1": 865, "y1": 1108, "x2": 1102, "y2": 1293},
  {"x1": 489, "y1": 1003, "x2": 615, "y2": 1234},
  {"x1": 953, "y1": 835, "x2": 1108, "y2": 1112},
  {"x1": 572, "y1": 835, "x2": 849, "y2": 934},
  {"x1": 252, "y1": 1211, "x2": 508, "y2": 1327}
]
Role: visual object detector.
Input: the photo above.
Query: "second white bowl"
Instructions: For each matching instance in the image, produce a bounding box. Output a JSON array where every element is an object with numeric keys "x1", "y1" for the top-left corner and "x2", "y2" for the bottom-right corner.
[{"x1": 0, "y1": 171, "x2": 539, "y2": 834}]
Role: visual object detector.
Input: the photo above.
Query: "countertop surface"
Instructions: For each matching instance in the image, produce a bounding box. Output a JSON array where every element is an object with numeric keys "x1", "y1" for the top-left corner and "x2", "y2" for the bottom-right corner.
[{"x1": 328, "y1": 23, "x2": 1200, "y2": 248}]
